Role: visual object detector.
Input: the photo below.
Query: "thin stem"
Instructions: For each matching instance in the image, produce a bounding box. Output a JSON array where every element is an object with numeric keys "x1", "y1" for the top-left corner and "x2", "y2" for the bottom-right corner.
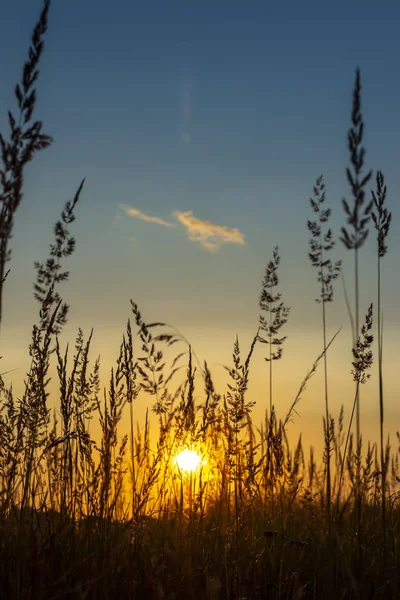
[
  {"x1": 354, "y1": 246, "x2": 360, "y2": 445},
  {"x1": 322, "y1": 298, "x2": 331, "y2": 522},
  {"x1": 336, "y1": 383, "x2": 359, "y2": 516},
  {"x1": 130, "y1": 400, "x2": 135, "y2": 519},
  {"x1": 354, "y1": 245, "x2": 361, "y2": 530},
  {"x1": 269, "y1": 283, "x2": 273, "y2": 415},
  {"x1": 377, "y1": 254, "x2": 386, "y2": 550}
]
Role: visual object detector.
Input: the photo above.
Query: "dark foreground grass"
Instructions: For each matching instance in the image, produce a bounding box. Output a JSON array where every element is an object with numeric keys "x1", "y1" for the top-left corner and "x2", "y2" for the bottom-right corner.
[
  {"x1": 0, "y1": 1, "x2": 398, "y2": 599},
  {"x1": 1, "y1": 499, "x2": 400, "y2": 599}
]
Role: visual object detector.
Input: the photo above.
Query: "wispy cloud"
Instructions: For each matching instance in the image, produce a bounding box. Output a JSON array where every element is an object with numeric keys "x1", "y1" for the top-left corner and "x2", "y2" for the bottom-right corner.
[
  {"x1": 120, "y1": 205, "x2": 245, "y2": 252},
  {"x1": 173, "y1": 210, "x2": 246, "y2": 252},
  {"x1": 120, "y1": 204, "x2": 175, "y2": 228}
]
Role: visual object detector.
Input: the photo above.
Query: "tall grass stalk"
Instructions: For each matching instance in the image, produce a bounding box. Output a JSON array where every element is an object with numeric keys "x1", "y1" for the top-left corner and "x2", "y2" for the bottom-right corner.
[
  {"x1": 336, "y1": 304, "x2": 374, "y2": 513},
  {"x1": 340, "y1": 68, "x2": 373, "y2": 524},
  {"x1": 0, "y1": 0, "x2": 52, "y2": 330},
  {"x1": 258, "y1": 246, "x2": 290, "y2": 414},
  {"x1": 308, "y1": 175, "x2": 341, "y2": 523},
  {"x1": 371, "y1": 170, "x2": 391, "y2": 548},
  {"x1": 340, "y1": 67, "x2": 373, "y2": 449}
]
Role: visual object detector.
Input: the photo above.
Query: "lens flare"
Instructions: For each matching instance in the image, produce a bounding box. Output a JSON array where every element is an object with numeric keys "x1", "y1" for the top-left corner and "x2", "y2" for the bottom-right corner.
[{"x1": 174, "y1": 448, "x2": 203, "y2": 473}]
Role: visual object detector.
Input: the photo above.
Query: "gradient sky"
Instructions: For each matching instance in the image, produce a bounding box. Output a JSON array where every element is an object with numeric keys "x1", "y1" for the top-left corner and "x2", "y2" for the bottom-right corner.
[{"x1": 1, "y1": 0, "x2": 399, "y2": 454}]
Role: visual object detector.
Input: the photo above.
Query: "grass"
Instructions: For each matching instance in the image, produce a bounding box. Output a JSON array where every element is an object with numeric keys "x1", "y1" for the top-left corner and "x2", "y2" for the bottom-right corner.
[
  {"x1": 307, "y1": 174, "x2": 342, "y2": 526},
  {"x1": 0, "y1": 1, "x2": 398, "y2": 599}
]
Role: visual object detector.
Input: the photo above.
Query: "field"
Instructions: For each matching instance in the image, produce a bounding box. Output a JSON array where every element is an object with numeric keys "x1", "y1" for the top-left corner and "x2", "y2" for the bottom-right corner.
[{"x1": 1, "y1": 2, "x2": 399, "y2": 599}]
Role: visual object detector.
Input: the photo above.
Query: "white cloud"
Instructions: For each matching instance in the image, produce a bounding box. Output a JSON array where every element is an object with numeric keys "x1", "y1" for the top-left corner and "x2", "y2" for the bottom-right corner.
[
  {"x1": 173, "y1": 210, "x2": 245, "y2": 252},
  {"x1": 120, "y1": 205, "x2": 245, "y2": 253},
  {"x1": 120, "y1": 204, "x2": 175, "y2": 228}
]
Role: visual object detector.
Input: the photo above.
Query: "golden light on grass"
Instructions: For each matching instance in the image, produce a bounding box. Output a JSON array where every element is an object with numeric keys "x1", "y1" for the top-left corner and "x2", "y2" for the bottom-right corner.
[{"x1": 174, "y1": 448, "x2": 204, "y2": 473}]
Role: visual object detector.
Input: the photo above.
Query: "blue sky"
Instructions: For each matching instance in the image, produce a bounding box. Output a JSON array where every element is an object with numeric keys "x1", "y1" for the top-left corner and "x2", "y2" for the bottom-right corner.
[{"x1": 1, "y1": 0, "x2": 399, "y2": 450}]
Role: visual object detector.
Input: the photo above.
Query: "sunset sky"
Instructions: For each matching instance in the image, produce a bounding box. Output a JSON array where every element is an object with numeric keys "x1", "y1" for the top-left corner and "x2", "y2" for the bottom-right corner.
[{"x1": 1, "y1": 0, "x2": 399, "y2": 453}]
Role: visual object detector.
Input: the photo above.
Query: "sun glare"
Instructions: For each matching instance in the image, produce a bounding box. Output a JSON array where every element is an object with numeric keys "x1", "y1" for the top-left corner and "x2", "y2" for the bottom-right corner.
[{"x1": 174, "y1": 448, "x2": 203, "y2": 473}]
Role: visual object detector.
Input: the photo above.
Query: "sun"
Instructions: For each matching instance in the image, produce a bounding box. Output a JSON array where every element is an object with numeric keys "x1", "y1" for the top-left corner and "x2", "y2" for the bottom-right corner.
[{"x1": 174, "y1": 448, "x2": 204, "y2": 473}]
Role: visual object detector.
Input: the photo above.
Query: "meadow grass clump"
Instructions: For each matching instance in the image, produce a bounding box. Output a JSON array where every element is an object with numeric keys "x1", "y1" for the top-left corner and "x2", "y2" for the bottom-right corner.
[{"x1": 1, "y1": 3, "x2": 400, "y2": 599}]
